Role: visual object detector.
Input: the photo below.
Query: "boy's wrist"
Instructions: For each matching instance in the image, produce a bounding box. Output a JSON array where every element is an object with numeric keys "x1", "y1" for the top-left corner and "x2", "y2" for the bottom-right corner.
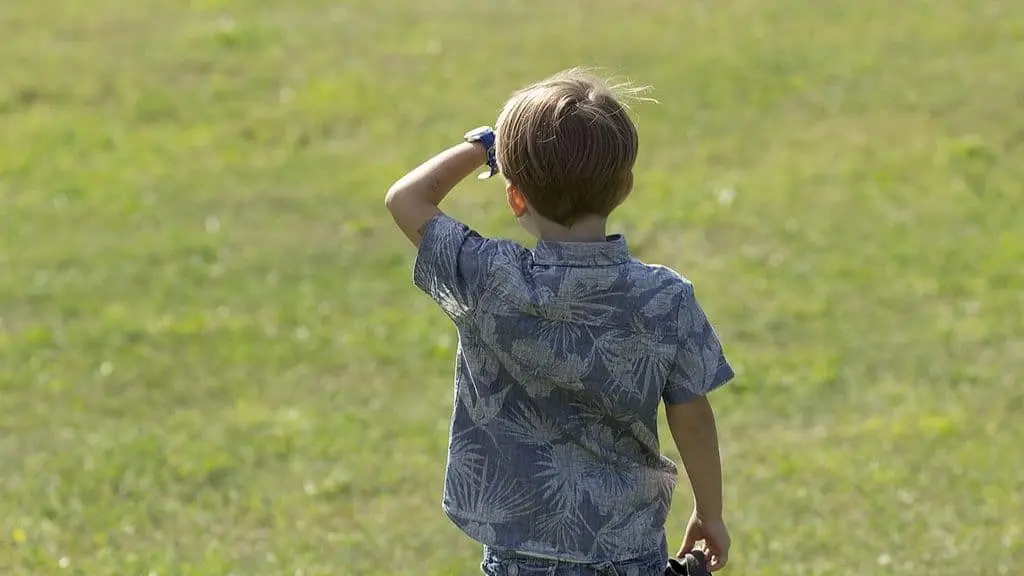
[
  {"x1": 455, "y1": 142, "x2": 489, "y2": 177},
  {"x1": 694, "y1": 503, "x2": 724, "y2": 522},
  {"x1": 463, "y1": 126, "x2": 499, "y2": 179},
  {"x1": 465, "y1": 140, "x2": 489, "y2": 162}
]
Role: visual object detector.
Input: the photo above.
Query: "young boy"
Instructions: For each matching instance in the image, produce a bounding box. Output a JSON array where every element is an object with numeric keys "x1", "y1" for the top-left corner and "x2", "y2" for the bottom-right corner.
[{"x1": 385, "y1": 69, "x2": 734, "y2": 575}]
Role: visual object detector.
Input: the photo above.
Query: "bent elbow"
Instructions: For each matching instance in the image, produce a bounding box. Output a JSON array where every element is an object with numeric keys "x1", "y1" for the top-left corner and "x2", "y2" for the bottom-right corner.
[{"x1": 384, "y1": 186, "x2": 401, "y2": 211}]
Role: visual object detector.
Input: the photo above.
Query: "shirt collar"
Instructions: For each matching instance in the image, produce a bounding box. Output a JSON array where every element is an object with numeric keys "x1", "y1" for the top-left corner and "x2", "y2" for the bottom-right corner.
[{"x1": 532, "y1": 235, "x2": 632, "y2": 267}]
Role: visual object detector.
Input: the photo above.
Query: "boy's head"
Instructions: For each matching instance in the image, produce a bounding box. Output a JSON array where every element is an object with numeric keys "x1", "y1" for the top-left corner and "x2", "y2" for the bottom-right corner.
[{"x1": 496, "y1": 68, "x2": 644, "y2": 231}]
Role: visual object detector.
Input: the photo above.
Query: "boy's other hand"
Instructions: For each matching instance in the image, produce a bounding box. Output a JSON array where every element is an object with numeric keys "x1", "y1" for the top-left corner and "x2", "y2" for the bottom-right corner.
[{"x1": 678, "y1": 511, "x2": 730, "y2": 571}]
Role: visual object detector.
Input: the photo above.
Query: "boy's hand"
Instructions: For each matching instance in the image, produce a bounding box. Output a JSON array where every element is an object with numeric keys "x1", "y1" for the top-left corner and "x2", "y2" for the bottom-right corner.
[{"x1": 678, "y1": 511, "x2": 730, "y2": 571}]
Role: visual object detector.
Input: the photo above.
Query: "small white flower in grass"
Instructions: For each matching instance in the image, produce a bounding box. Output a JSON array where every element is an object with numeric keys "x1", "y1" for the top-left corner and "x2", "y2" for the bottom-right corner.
[
  {"x1": 99, "y1": 362, "x2": 113, "y2": 377},
  {"x1": 205, "y1": 217, "x2": 221, "y2": 234},
  {"x1": 877, "y1": 553, "x2": 892, "y2": 566},
  {"x1": 328, "y1": 6, "x2": 347, "y2": 22},
  {"x1": 1003, "y1": 527, "x2": 1018, "y2": 549},
  {"x1": 716, "y1": 187, "x2": 736, "y2": 206},
  {"x1": 294, "y1": 326, "x2": 310, "y2": 341},
  {"x1": 216, "y1": 16, "x2": 236, "y2": 33},
  {"x1": 59, "y1": 557, "x2": 70, "y2": 568}
]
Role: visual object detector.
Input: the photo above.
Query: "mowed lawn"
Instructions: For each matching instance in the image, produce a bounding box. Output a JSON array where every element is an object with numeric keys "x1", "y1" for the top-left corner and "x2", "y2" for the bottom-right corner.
[{"x1": 2, "y1": 0, "x2": 1022, "y2": 574}]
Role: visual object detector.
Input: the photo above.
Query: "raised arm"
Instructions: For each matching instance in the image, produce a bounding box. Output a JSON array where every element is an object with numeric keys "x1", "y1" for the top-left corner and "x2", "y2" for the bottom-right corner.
[{"x1": 385, "y1": 140, "x2": 490, "y2": 247}]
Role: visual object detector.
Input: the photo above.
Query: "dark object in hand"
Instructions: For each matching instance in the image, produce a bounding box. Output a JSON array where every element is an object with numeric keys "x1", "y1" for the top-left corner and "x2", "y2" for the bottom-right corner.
[{"x1": 665, "y1": 550, "x2": 710, "y2": 576}]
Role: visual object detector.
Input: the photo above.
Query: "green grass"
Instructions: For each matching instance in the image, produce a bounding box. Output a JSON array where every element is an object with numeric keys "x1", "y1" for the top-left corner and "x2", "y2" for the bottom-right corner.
[{"x1": 2, "y1": 0, "x2": 1022, "y2": 574}]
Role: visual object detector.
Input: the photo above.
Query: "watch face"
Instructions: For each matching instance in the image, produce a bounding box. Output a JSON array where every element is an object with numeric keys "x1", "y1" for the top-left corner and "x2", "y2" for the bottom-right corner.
[{"x1": 465, "y1": 126, "x2": 491, "y2": 140}]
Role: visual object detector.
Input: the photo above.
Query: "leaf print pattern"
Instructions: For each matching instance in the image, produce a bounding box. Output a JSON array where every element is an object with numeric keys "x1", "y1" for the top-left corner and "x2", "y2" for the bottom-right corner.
[
  {"x1": 509, "y1": 339, "x2": 589, "y2": 391},
  {"x1": 499, "y1": 403, "x2": 565, "y2": 446},
  {"x1": 591, "y1": 500, "x2": 663, "y2": 557},
  {"x1": 412, "y1": 215, "x2": 491, "y2": 322},
  {"x1": 537, "y1": 443, "x2": 591, "y2": 511},
  {"x1": 544, "y1": 268, "x2": 624, "y2": 325},
  {"x1": 459, "y1": 383, "x2": 510, "y2": 425},
  {"x1": 596, "y1": 329, "x2": 673, "y2": 402},
  {"x1": 448, "y1": 437, "x2": 487, "y2": 487},
  {"x1": 535, "y1": 506, "x2": 587, "y2": 552},
  {"x1": 535, "y1": 317, "x2": 585, "y2": 354},
  {"x1": 448, "y1": 456, "x2": 537, "y2": 524},
  {"x1": 666, "y1": 285, "x2": 733, "y2": 402},
  {"x1": 640, "y1": 285, "x2": 680, "y2": 317},
  {"x1": 583, "y1": 459, "x2": 639, "y2": 516},
  {"x1": 462, "y1": 328, "x2": 502, "y2": 383},
  {"x1": 628, "y1": 420, "x2": 661, "y2": 457},
  {"x1": 411, "y1": 214, "x2": 734, "y2": 562}
]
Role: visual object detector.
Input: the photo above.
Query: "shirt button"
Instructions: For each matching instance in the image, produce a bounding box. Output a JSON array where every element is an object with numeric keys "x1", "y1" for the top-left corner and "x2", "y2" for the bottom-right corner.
[{"x1": 507, "y1": 564, "x2": 518, "y2": 576}]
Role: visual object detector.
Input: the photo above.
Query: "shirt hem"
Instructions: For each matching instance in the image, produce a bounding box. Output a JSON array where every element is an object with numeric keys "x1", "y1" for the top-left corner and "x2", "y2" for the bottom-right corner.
[{"x1": 443, "y1": 504, "x2": 667, "y2": 565}]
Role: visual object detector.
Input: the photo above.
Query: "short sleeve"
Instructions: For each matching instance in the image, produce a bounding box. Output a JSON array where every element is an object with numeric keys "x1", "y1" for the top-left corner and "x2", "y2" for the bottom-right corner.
[
  {"x1": 413, "y1": 213, "x2": 494, "y2": 323},
  {"x1": 663, "y1": 284, "x2": 735, "y2": 405}
]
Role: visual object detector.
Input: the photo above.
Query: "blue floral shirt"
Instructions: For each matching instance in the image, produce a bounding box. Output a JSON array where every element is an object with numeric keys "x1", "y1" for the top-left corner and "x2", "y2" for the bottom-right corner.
[{"x1": 413, "y1": 213, "x2": 734, "y2": 563}]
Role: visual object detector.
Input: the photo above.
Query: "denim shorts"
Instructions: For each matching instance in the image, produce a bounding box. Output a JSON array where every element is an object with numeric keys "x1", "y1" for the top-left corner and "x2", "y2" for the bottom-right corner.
[{"x1": 481, "y1": 546, "x2": 668, "y2": 576}]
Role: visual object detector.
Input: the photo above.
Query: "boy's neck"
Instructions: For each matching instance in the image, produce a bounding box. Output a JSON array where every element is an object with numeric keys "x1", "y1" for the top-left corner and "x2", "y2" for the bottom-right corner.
[{"x1": 534, "y1": 214, "x2": 608, "y2": 243}]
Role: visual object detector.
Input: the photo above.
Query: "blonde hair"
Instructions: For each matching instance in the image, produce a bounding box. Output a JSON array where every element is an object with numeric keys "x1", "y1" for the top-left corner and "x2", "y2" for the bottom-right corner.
[{"x1": 496, "y1": 68, "x2": 650, "y2": 226}]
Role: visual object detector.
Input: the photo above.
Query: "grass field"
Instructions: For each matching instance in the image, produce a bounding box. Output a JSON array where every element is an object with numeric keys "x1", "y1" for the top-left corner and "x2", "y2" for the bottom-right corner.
[{"x1": 2, "y1": 0, "x2": 1023, "y2": 574}]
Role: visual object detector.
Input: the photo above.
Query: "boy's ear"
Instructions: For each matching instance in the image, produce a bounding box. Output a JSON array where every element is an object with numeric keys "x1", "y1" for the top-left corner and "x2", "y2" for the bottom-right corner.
[{"x1": 506, "y1": 183, "x2": 528, "y2": 217}]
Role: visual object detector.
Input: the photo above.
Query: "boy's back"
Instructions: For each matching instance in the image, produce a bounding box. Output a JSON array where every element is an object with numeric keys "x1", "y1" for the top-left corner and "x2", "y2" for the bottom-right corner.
[
  {"x1": 386, "y1": 68, "x2": 734, "y2": 574},
  {"x1": 414, "y1": 212, "x2": 733, "y2": 563}
]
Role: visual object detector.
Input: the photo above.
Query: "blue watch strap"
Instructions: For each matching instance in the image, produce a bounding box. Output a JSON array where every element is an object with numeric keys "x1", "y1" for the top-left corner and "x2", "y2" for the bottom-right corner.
[{"x1": 465, "y1": 126, "x2": 499, "y2": 180}]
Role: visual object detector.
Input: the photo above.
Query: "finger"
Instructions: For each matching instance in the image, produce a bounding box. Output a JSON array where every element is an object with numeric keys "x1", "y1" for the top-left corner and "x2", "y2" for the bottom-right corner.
[
  {"x1": 709, "y1": 550, "x2": 729, "y2": 572},
  {"x1": 678, "y1": 532, "x2": 698, "y2": 557},
  {"x1": 706, "y1": 535, "x2": 729, "y2": 566}
]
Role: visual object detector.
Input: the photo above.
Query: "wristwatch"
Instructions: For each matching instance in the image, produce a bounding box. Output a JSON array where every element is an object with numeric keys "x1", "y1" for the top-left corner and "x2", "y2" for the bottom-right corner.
[{"x1": 464, "y1": 126, "x2": 499, "y2": 180}]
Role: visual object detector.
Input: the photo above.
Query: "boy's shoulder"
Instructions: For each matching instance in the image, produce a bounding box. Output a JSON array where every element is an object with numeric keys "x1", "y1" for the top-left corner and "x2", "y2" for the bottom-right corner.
[
  {"x1": 613, "y1": 258, "x2": 702, "y2": 328},
  {"x1": 626, "y1": 257, "x2": 696, "y2": 293},
  {"x1": 418, "y1": 213, "x2": 526, "y2": 265}
]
